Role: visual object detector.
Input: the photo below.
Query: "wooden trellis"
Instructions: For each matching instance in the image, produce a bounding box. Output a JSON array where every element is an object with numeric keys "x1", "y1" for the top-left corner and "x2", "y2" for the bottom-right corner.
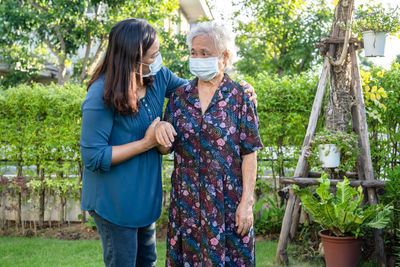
[{"x1": 274, "y1": 0, "x2": 387, "y2": 266}]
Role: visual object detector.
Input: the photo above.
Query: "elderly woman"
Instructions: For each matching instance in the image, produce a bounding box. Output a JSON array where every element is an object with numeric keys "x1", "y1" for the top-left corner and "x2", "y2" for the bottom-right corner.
[{"x1": 156, "y1": 21, "x2": 263, "y2": 266}]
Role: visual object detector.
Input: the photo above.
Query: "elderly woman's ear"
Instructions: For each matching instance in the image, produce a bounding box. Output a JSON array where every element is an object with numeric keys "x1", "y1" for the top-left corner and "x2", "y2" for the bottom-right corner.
[{"x1": 222, "y1": 50, "x2": 230, "y2": 66}]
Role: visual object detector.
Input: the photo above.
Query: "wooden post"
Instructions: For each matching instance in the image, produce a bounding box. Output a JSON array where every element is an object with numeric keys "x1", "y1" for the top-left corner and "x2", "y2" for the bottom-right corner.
[
  {"x1": 274, "y1": 57, "x2": 330, "y2": 264},
  {"x1": 289, "y1": 196, "x2": 301, "y2": 239},
  {"x1": 289, "y1": 163, "x2": 309, "y2": 239},
  {"x1": 280, "y1": 177, "x2": 386, "y2": 188},
  {"x1": 350, "y1": 50, "x2": 386, "y2": 267}
]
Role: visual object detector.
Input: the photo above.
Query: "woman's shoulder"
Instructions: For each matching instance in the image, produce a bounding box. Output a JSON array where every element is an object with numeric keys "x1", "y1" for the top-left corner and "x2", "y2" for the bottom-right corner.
[
  {"x1": 154, "y1": 66, "x2": 174, "y2": 84},
  {"x1": 87, "y1": 75, "x2": 105, "y2": 97},
  {"x1": 82, "y1": 75, "x2": 107, "y2": 110}
]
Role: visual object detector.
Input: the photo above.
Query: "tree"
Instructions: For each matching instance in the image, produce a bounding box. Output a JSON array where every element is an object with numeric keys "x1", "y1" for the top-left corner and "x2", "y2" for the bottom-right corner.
[
  {"x1": 233, "y1": 0, "x2": 332, "y2": 76},
  {"x1": 159, "y1": 31, "x2": 192, "y2": 79},
  {"x1": 0, "y1": 0, "x2": 179, "y2": 85}
]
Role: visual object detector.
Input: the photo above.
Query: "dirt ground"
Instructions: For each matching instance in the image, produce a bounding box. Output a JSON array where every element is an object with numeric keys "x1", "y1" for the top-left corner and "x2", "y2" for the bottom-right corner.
[
  {"x1": 0, "y1": 221, "x2": 171, "y2": 241},
  {"x1": 0, "y1": 221, "x2": 274, "y2": 242}
]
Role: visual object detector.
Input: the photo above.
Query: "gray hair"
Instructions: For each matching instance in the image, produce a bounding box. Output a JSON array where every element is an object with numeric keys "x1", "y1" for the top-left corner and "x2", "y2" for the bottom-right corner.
[{"x1": 186, "y1": 21, "x2": 237, "y2": 70}]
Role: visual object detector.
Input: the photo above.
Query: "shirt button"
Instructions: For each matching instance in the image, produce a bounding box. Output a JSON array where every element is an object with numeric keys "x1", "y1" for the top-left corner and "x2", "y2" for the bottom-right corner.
[
  {"x1": 145, "y1": 104, "x2": 148, "y2": 107},
  {"x1": 148, "y1": 109, "x2": 151, "y2": 112}
]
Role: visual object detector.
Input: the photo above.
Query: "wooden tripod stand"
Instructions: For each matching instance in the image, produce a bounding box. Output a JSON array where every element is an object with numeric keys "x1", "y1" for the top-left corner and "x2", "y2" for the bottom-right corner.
[{"x1": 274, "y1": 1, "x2": 386, "y2": 266}]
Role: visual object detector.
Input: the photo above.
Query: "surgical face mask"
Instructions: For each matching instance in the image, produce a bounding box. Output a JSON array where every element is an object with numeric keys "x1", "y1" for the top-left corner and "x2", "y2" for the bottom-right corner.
[
  {"x1": 189, "y1": 57, "x2": 220, "y2": 81},
  {"x1": 140, "y1": 53, "x2": 163, "y2": 77}
]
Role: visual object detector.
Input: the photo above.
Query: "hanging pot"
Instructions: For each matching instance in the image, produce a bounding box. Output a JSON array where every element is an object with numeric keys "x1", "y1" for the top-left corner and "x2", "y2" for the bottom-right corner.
[
  {"x1": 318, "y1": 144, "x2": 340, "y2": 168},
  {"x1": 362, "y1": 31, "x2": 386, "y2": 57},
  {"x1": 319, "y1": 230, "x2": 361, "y2": 267}
]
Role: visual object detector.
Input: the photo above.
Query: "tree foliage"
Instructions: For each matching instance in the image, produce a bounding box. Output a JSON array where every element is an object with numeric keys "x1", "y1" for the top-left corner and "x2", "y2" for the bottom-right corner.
[
  {"x1": 360, "y1": 63, "x2": 400, "y2": 175},
  {"x1": 243, "y1": 71, "x2": 319, "y2": 147},
  {"x1": 159, "y1": 31, "x2": 192, "y2": 79},
  {"x1": 233, "y1": 0, "x2": 332, "y2": 76},
  {"x1": 0, "y1": 0, "x2": 179, "y2": 85}
]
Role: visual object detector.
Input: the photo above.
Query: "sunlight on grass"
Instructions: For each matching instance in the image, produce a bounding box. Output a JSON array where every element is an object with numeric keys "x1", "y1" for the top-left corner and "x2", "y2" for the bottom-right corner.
[{"x1": 0, "y1": 236, "x2": 324, "y2": 267}]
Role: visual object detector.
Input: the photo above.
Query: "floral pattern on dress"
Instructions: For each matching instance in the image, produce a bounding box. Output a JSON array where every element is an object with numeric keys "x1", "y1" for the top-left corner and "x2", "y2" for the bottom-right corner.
[{"x1": 164, "y1": 74, "x2": 263, "y2": 267}]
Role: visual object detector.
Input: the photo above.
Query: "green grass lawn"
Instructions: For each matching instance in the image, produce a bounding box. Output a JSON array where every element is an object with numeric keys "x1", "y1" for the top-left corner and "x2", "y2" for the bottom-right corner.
[{"x1": 0, "y1": 236, "x2": 325, "y2": 267}]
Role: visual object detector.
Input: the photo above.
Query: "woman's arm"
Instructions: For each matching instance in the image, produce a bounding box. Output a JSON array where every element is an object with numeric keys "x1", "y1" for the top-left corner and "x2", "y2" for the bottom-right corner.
[
  {"x1": 240, "y1": 81, "x2": 258, "y2": 107},
  {"x1": 111, "y1": 117, "x2": 161, "y2": 165},
  {"x1": 80, "y1": 81, "x2": 162, "y2": 171},
  {"x1": 235, "y1": 151, "x2": 258, "y2": 236},
  {"x1": 155, "y1": 96, "x2": 176, "y2": 155}
]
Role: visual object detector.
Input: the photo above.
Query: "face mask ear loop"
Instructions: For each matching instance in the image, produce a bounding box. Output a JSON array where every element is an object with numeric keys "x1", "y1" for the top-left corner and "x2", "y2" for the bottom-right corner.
[{"x1": 139, "y1": 43, "x2": 144, "y2": 86}]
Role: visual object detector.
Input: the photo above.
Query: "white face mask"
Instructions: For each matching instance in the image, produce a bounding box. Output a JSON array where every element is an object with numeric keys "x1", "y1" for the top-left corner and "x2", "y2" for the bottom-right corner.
[
  {"x1": 189, "y1": 57, "x2": 220, "y2": 81},
  {"x1": 140, "y1": 53, "x2": 163, "y2": 77}
]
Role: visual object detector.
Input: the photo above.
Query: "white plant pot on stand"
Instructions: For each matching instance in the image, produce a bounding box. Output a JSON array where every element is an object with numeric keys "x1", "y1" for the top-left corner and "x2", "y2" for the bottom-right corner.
[
  {"x1": 362, "y1": 31, "x2": 386, "y2": 57},
  {"x1": 318, "y1": 144, "x2": 340, "y2": 168}
]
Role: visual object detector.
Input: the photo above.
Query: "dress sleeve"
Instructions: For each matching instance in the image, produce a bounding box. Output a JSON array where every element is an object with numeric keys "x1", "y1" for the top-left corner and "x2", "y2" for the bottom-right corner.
[
  {"x1": 79, "y1": 84, "x2": 113, "y2": 172},
  {"x1": 239, "y1": 95, "x2": 264, "y2": 155},
  {"x1": 163, "y1": 96, "x2": 174, "y2": 126},
  {"x1": 164, "y1": 68, "x2": 188, "y2": 98}
]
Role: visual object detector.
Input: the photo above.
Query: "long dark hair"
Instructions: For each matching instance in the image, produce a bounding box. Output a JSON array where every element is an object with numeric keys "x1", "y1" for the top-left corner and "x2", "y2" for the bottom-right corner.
[{"x1": 87, "y1": 18, "x2": 157, "y2": 115}]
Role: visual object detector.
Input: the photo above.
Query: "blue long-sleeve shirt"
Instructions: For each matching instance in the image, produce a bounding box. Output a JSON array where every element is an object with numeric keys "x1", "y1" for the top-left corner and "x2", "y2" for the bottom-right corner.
[{"x1": 80, "y1": 67, "x2": 187, "y2": 227}]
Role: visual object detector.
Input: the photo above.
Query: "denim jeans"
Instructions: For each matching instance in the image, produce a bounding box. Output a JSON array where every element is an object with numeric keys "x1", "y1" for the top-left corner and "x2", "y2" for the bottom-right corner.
[{"x1": 89, "y1": 211, "x2": 157, "y2": 267}]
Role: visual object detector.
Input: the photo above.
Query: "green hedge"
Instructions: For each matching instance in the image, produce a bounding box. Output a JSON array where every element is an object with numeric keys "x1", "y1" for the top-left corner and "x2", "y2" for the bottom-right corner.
[
  {"x1": 240, "y1": 71, "x2": 320, "y2": 178},
  {"x1": 0, "y1": 83, "x2": 85, "y2": 224},
  {"x1": 0, "y1": 82, "x2": 85, "y2": 172}
]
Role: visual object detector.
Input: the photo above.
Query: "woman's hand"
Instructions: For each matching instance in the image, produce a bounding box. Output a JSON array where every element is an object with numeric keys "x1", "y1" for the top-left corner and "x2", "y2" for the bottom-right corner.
[
  {"x1": 143, "y1": 117, "x2": 161, "y2": 148},
  {"x1": 240, "y1": 81, "x2": 258, "y2": 107},
  {"x1": 235, "y1": 201, "x2": 254, "y2": 236},
  {"x1": 155, "y1": 121, "x2": 177, "y2": 147}
]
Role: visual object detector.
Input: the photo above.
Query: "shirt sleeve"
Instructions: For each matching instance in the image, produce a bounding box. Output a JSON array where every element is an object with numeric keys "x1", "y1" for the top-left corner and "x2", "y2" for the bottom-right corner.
[
  {"x1": 79, "y1": 83, "x2": 113, "y2": 172},
  {"x1": 239, "y1": 95, "x2": 264, "y2": 155},
  {"x1": 164, "y1": 67, "x2": 188, "y2": 98}
]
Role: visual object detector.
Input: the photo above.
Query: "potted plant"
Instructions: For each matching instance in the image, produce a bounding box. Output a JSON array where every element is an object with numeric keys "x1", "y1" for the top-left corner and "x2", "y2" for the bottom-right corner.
[
  {"x1": 352, "y1": 3, "x2": 400, "y2": 57},
  {"x1": 293, "y1": 174, "x2": 392, "y2": 267},
  {"x1": 305, "y1": 129, "x2": 359, "y2": 172}
]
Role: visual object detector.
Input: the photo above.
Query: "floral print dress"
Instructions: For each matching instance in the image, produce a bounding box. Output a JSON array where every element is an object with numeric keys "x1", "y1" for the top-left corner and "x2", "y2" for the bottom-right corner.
[{"x1": 164, "y1": 75, "x2": 263, "y2": 267}]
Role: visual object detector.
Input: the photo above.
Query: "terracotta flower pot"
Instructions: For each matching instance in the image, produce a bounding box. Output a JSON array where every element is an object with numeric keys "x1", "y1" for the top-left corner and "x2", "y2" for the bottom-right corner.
[{"x1": 319, "y1": 229, "x2": 361, "y2": 267}]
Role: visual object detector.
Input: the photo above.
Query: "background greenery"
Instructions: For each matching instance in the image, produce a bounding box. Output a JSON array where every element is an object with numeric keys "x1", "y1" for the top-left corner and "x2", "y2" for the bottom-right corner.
[{"x1": 1, "y1": 0, "x2": 400, "y2": 264}]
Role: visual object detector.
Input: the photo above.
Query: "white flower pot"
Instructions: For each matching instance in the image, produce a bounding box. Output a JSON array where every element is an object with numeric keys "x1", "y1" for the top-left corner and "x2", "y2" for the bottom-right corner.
[
  {"x1": 362, "y1": 31, "x2": 386, "y2": 57},
  {"x1": 318, "y1": 144, "x2": 340, "y2": 168}
]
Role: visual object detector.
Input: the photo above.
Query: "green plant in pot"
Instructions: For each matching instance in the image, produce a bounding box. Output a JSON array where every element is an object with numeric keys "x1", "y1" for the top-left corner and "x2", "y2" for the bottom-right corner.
[
  {"x1": 352, "y1": 3, "x2": 400, "y2": 57},
  {"x1": 293, "y1": 173, "x2": 392, "y2": 267},
  {"x1": 305, "y1": 129, "x2": 359, "y2": 173}
]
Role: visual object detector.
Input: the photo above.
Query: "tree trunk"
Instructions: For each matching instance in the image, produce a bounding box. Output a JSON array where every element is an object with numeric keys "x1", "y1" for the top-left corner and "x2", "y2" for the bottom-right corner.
[
  {"x1": 87, "y1": 37, "x2": 107, "y2": 75},
  {"x1": 1, "y1": 189, "x2": 6, "y2": 230},
  {"x1": 39, "y1": 168, "x2": 45, "y2": 227},
  {"x1": 78, "y1": 38, "x2": 93, "y2": 83},
  {"x1": 16, "y1": 165, "x2": 22, "y2": 228},
  {"x1": 60, "y1": 196, "x2": 66, "y2": 226},
  {"x1": 57, "y1": 58, "x2": 67, "y2": 85},
  {"x1": 325, "y1": 0, "x2": 354, "y2": 132},
  {"x1": 78, "y1": 162, "x2": 86, "y2": 223}
]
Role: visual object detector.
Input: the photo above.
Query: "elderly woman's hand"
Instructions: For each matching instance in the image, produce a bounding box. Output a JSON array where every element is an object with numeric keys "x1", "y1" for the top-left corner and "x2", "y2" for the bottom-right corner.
[
  {"x1": 235, "y1": 201, "x2": 254, "y2": 236},
  {"x1": 154, "y1": 121, "x2": 177, "y2": 147},
  {"x1": 240, "y1": 81, "x2": 258, "y2": 107}
]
